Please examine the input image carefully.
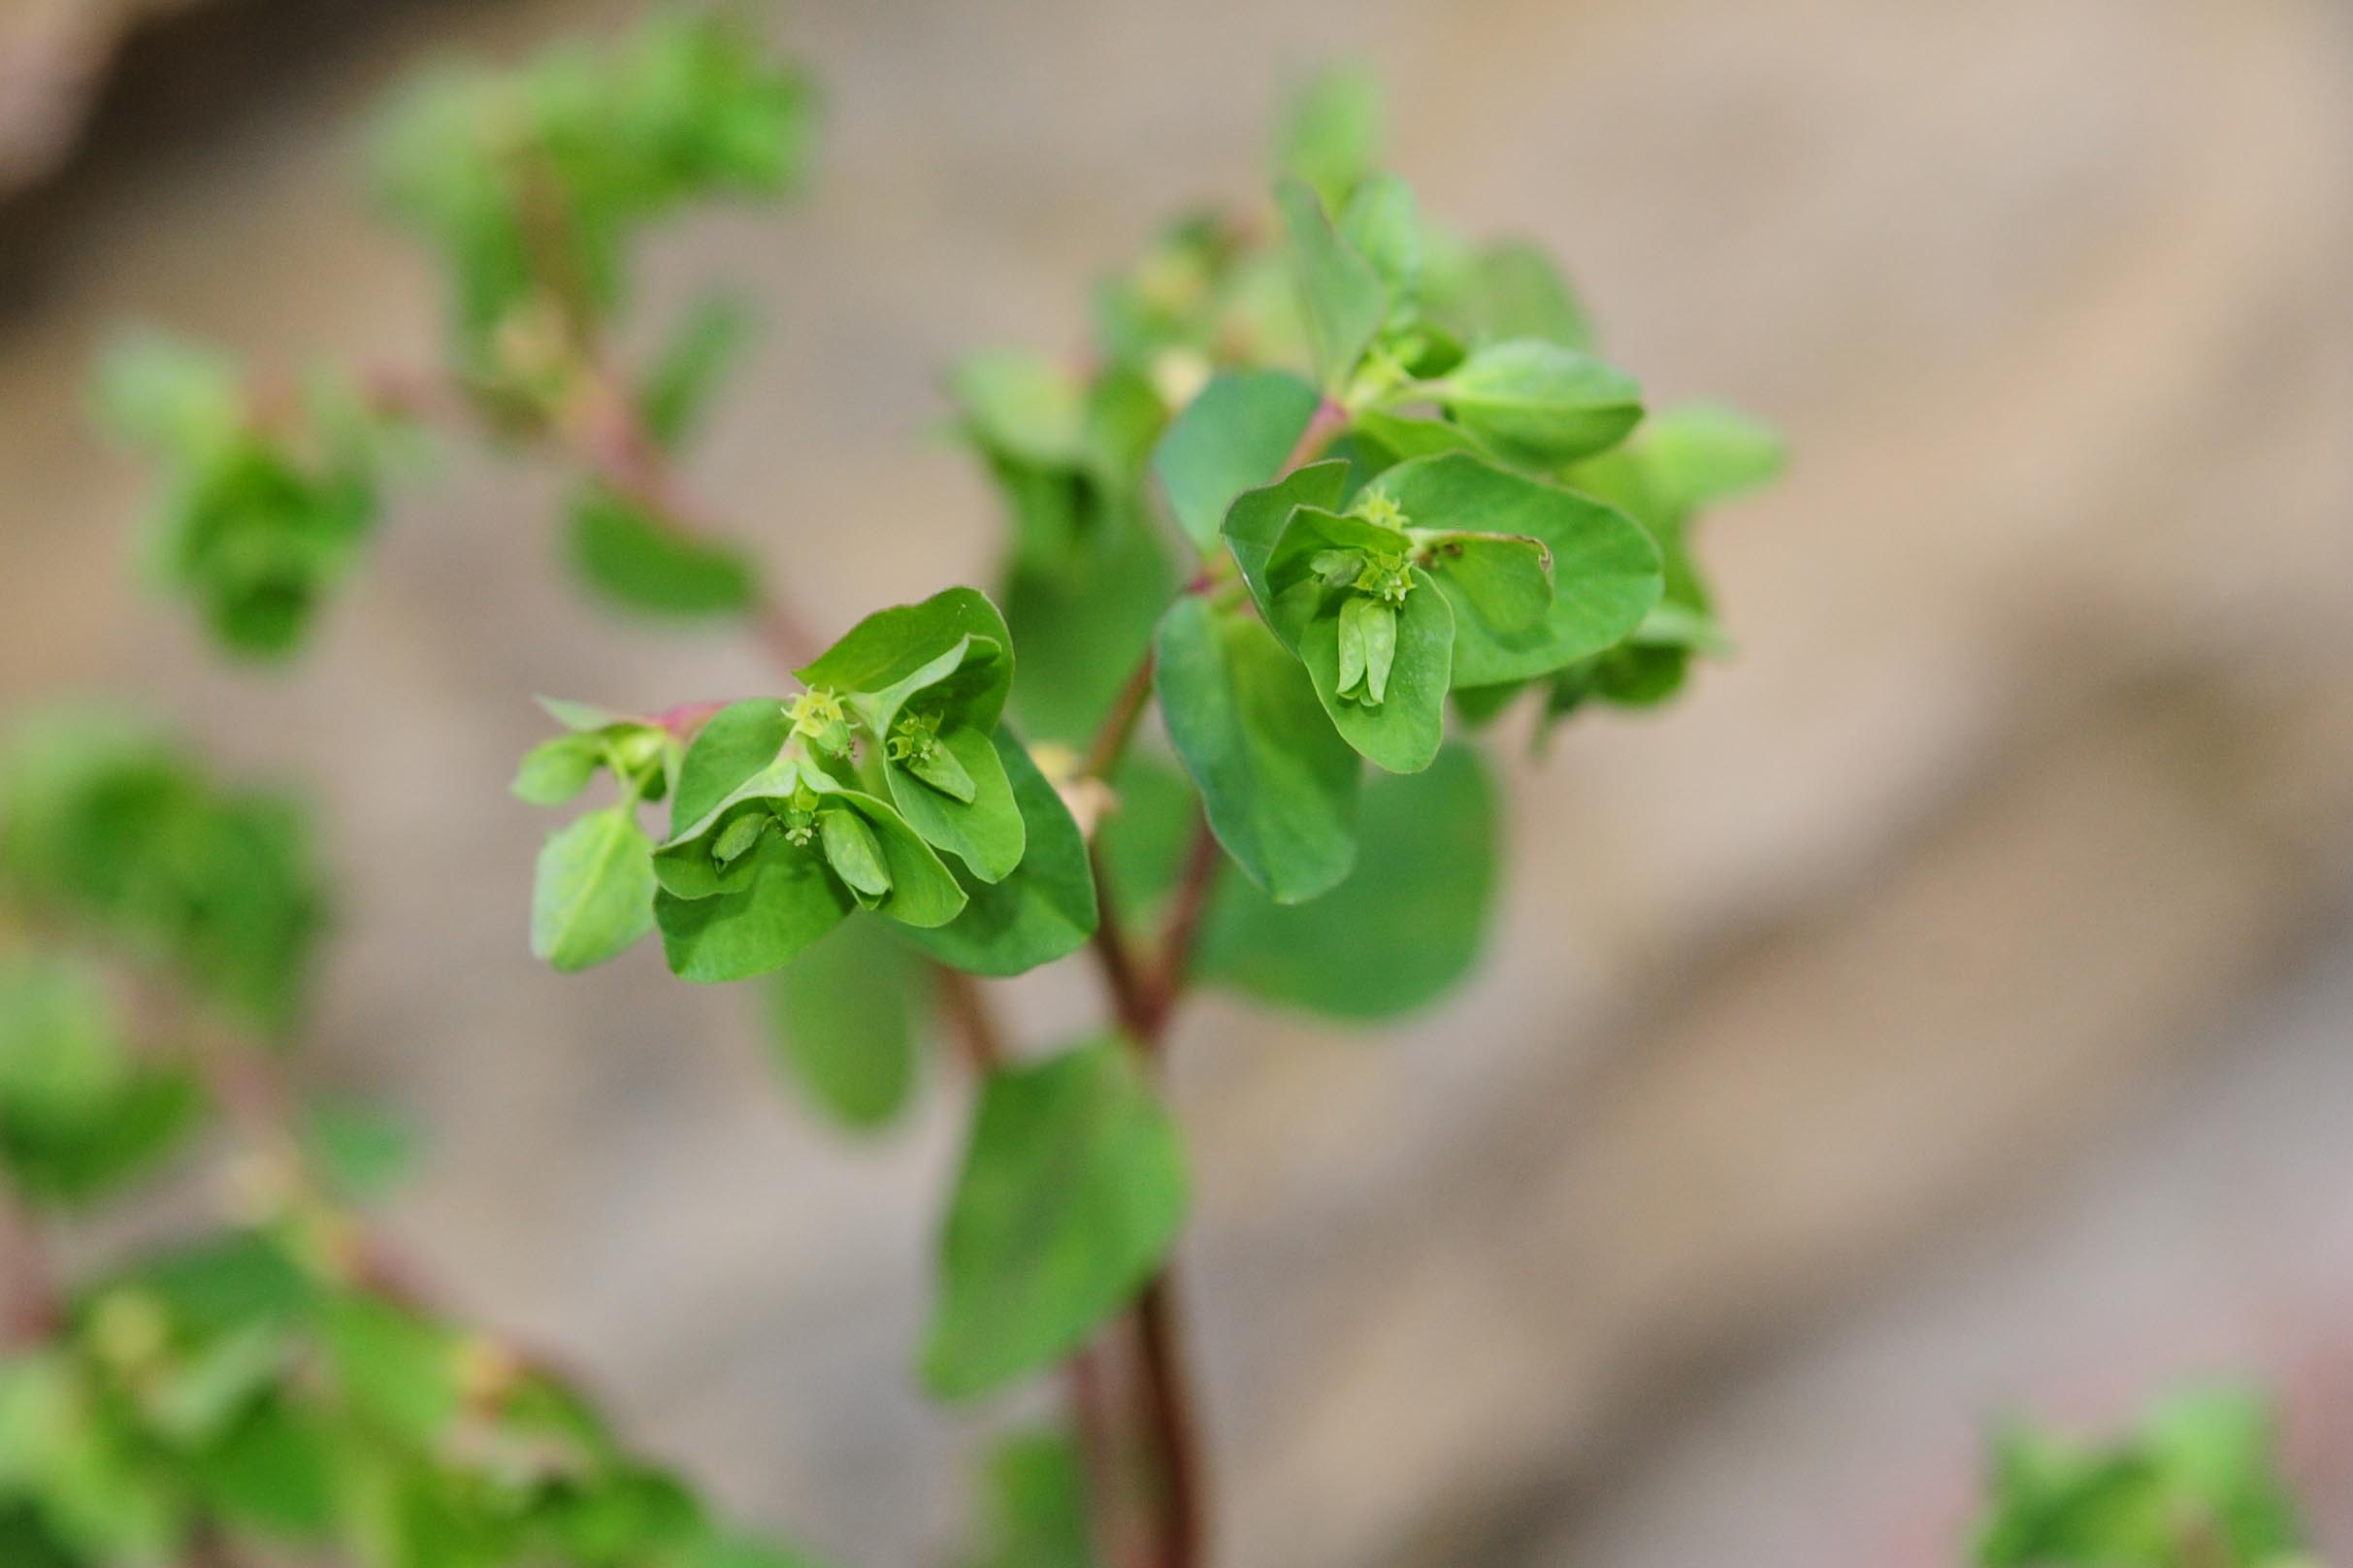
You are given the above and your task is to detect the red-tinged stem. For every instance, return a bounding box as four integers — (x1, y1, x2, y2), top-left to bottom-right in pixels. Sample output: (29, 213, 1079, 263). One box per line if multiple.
(0, 1191, 60, 1348)
(1279, 396, 1349, 475)
(1134, 1274, 1206, 1568)
(1084, 651, 1160, 784)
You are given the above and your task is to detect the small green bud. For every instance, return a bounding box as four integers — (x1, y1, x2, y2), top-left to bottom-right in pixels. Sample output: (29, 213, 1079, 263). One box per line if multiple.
(780, 783, 822, 847)
(787, 688, 854, 756)
(886, 708, 939, 763)
(819, 808, 893, 898)
(1353, 549, 1414, 606)
(1350, 490, 1410, 533)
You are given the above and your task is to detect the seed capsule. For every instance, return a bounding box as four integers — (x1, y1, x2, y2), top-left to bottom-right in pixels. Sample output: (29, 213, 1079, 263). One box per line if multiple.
(710, 808, 769, 869)
(819, 808, 894, 898)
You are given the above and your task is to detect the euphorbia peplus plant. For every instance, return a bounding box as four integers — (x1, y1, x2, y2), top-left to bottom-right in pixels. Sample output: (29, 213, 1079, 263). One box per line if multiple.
(48, 9, 2319, 1568)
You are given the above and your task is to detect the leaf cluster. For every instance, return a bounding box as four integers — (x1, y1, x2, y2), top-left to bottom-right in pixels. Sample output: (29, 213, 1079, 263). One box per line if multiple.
(0, 710, 327, 1036)
(93, 335, 401, 659)
(1975, 1388, 2312, 1568)
(0, 1228, 819, 1568)
(376, 12, 813, 377)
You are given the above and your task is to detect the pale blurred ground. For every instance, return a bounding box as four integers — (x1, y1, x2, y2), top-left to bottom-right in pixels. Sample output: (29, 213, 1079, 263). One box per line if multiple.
(2, 1, 2351, 1565)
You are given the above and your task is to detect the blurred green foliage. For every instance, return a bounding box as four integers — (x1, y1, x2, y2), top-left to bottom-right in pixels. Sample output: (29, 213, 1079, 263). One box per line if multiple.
(1977, 1388, 2313, 1568)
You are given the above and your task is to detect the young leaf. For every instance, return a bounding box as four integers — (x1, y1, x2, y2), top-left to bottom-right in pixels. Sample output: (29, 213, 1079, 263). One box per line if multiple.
(1152, 370, 1321, 548)
(1196, 743, 1498, 1020)
(1154, 597, 1359, 903)
(880, 713, 1026, 885)
(1272, 64, 1384, 212)
(889, 729, 1098, 977)
(1002, 520, 1177, 745)
(1428, 340, 1643, 468)
(511, 733, 606, 806)
(671, 700, 791, 828)
(1374, 453, 1661, 685)
(765, 918, 930, 1131)
(566, 485, 759, 620)
(1274, 179, 1388, 395)
(1639, 401, 1787, 515)
(531, 808, 657, 972)
(1337, 175, 1422, 304)
(921, 1038, 1187, 1401)
(1221, 459, 1351, 618)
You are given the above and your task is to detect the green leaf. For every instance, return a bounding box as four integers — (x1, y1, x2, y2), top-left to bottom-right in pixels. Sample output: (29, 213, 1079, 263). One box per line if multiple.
(921, 1038, 1187, 1401)
(1374, 453, 1662, 685)
(1441, 240, 1595, 352)
(657, 765, 965, 950)
(511, 733, 605, 806)
(189, 1400, 337, 1538)
(1197, 743, 1498, 1019)
(1152, 370, 1321, 548)
(1002, 521, 1177, 746)
(1429, 340, 1644, 468)
(890, 729, 1098, 977)
(951, 353, 1086, 469)
(0, 711, 327, 1035)
(320, 1293, 467, 1449)
(765, 919, 930, 1131)
(566, 485, 759, 620)
(1291, 562, 1453, 773)
(0, 958, 205, 1209)
(1974, 1387, 2311, 1568)
(1337, 175, 1422, 304)
(1272, 64, 1384, 211)
(656, 835, 852, 982)
(1347, 408, 1492, 465)
(1154, 597, 1358, 903)
(1425, 532, 1552, 632)
(671, 700, 790, 828)
(1639, 401, 1786, 515)
(299, 1097, 421, 1205)
(1275, 179, 1389, 394)
(961, 1430, 1095, 1568)
(531, 808, 657, 972)
(641, 294, 753, 448)
(797, 589, 1014, 735)
(883, 719, 1026, 885)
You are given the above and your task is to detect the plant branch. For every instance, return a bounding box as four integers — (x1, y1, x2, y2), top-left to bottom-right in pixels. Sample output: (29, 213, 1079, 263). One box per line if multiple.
(933, 965, 1007, 1075)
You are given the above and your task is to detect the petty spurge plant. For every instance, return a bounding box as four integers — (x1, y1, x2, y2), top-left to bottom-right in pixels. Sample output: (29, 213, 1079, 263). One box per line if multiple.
(2, 10, 2316, 1568)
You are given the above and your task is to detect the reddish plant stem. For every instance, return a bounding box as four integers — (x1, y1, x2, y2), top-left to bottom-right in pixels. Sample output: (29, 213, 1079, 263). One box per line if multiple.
(933, 965, 1007, 1074)
(0, 1190, 61, 1348)
(1072, 394, 1351, 1568)
(1133, 1276, 1206, 1568)
(1084, 651, 1159, 783)
(1279, 396, 1349, 475)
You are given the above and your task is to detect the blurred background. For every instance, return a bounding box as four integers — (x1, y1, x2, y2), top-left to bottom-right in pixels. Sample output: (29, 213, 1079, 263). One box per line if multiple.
(3, 0, 2351, 1564)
